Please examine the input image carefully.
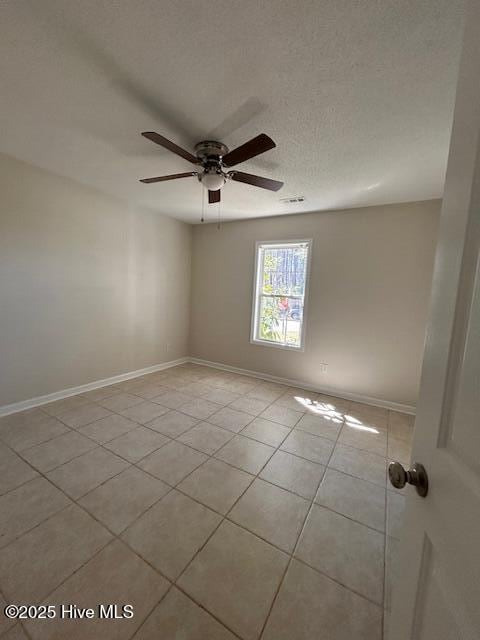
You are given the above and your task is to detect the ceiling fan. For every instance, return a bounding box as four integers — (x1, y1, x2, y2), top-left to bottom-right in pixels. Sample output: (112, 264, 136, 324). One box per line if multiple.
(139, 131, 283, 203)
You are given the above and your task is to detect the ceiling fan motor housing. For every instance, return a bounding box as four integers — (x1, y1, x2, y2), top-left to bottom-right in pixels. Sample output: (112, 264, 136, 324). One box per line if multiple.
(194, 141, 229, 163)
(139, 131, 283, 195)
(195, 141, 229, 190)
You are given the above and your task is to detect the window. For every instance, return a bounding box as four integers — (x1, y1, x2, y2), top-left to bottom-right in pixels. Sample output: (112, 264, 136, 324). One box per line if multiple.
(251, 240, 312, 350)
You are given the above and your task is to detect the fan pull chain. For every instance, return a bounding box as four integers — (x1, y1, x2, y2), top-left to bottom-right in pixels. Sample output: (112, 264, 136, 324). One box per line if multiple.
(217, 196, 222, 230)
(201, 185, 205, 223)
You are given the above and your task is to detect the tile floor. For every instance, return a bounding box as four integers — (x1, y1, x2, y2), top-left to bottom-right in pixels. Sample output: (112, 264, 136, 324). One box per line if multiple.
(0, 364, 412, 640)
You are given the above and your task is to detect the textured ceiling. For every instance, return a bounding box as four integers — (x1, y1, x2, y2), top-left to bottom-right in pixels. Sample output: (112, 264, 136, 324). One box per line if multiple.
(0, 0, 465, 223)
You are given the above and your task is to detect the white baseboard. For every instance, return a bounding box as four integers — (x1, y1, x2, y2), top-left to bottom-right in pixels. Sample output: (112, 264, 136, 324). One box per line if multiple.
(189, 357, 416, 414)
(0, 354, 415, 417)
(0, 357, 189, 417)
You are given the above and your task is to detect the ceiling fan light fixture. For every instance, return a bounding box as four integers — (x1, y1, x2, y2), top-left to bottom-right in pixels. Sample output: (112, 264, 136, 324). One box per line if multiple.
(140, 131, 283, 195)
(201, 170, 226, 191)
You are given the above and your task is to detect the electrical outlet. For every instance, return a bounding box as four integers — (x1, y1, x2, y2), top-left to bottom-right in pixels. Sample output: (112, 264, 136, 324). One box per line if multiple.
(319, 363, 328, 373)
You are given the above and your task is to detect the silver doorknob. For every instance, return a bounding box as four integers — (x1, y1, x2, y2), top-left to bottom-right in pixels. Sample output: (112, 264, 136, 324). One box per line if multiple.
(388, 461, 429, 497)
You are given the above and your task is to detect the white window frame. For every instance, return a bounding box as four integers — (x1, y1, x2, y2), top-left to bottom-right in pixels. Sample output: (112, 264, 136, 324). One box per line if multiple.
(250, 239, 312, 352)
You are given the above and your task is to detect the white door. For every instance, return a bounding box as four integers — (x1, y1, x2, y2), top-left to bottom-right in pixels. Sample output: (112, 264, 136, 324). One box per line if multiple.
(389, 2, 480, 639)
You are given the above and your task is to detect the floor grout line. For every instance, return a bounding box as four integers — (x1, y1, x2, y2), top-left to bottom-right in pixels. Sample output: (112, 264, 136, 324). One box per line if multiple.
(0, 365, 407, 639)
(257, 395, 348, 640)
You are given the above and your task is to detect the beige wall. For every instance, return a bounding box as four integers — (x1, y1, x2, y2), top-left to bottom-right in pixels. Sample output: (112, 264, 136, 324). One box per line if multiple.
(0, 153, 439, 409)
(0, 154, 191, 406)
(190, 201, 441, 407)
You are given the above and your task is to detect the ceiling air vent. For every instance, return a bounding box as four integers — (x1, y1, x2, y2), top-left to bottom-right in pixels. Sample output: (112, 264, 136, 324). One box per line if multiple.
(279, 195, 305, 204)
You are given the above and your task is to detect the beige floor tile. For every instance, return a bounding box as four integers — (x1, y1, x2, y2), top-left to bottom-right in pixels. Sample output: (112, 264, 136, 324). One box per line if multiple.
(163, 377, 194, 391)
(0, 451, 39, 495)
(80, 467, 169, 534)
(208, 407, 254, 433)
(386, 492, 405, 539)
(278, 386, 318, 400)
(58, 403, 113, 429)
(151, 390, 192, 409)
(281, 429, 334, 465)
(47, 447, 130, 499)
(26, 540, 169, 640)
(130, 382, 170, 399)
(2, 625, 29, 640)
(138, 441, 207, 485)
(384, 609, 390, 639)
(178, 458, 253, 514)
(339, 421, 388, 456)
(81, 386, 121, 402)
(79, 413, 138, 444)
(229, 396, 270, 416)
(329, 444, 386, 487)
(123, 490, 221, 580)
(179, 398, 222, 420)
(240, 418, 291, 447)
(315, 394, 352, 413)
(22, 431, 97, 472)
(281, 386, 319, 397)
(42, 395, 91, 417)
(223, 379, 257, 394)
(387, 436, 412, 465)
(263, 559, 382, 640)
(118, 379, 150, 393)
(104, 426, 170, 462)
(179, 382, 215, 397)
(389, 411, 414, 430)
(215, 435, 274, 475)
(0, 408, 53, 430)
(247, 384, 285, 402)
(347, 407, 388, 431)
(273, 395, 310, 412)
(202, 388, 241, 405)
(0, 592, 16, 636)
(296, 505, 384, 604)
(178, 521, 289, 640)
(0, 477, 70, 548)
(389, 416, 414, 444)
(385, 535, 400, 611)
(199, 375, 221, 387)
(178, 422, 234, 455)
(295, 412, 343, 440)
(134, 587, 236, 640)
(229, 479, 309, 553)
(315, 468, 386, 532)
(259, 405, 303, 428)
(119, 401, 169, 424)
(205, 372, 236, 386)
(99, 393, 144, 412)
(349, 402, 389, 421)
(260, 450, 325, 499)
(0, 504, 111, 603)
(146, 410, 198, 437)
(0, 414, 69, 451)
(0, 441, 13, 464)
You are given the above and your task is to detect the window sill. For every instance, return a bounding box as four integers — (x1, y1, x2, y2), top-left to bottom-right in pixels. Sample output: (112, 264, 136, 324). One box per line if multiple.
(250, 338, 305, 352)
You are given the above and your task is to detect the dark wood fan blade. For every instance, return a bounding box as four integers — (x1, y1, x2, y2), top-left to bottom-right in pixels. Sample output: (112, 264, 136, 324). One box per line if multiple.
(222, 133, 276, 167)
(208, 190, 221, 203)
(228, 171, 283, 192)
(140, 172, 197, 183)
(141, 131, 199, 164)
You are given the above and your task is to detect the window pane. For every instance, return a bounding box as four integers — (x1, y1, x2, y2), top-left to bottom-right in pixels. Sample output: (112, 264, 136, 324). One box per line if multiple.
(253, 241, 310, 350)
(257, 295, 302, 348)
(258, 296, 284, 343)
(261, 244, 308, 296)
